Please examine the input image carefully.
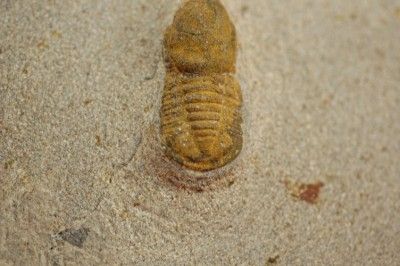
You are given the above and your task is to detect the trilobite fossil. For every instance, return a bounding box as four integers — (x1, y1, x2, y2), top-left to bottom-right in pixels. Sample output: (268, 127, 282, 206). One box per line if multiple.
(161, 0, 243, 171)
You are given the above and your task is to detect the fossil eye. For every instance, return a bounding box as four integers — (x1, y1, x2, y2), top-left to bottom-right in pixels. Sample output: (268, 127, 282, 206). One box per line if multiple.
(161, 0, 243, 172)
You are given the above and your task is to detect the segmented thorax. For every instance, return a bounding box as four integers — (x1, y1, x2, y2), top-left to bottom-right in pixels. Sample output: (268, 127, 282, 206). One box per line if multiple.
(161, 0, 242, 171)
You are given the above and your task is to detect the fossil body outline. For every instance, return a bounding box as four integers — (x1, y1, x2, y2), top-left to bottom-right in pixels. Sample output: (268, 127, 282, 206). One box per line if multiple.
(160, 0, 243, 172)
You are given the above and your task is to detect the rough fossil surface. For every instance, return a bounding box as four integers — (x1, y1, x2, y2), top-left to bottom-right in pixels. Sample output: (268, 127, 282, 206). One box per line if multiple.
(1, 0, 400, 265)
(161, 0, 243, 172)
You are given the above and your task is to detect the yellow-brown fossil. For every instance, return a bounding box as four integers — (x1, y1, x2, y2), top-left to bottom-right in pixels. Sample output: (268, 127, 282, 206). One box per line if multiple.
(161, 0, 242, 171)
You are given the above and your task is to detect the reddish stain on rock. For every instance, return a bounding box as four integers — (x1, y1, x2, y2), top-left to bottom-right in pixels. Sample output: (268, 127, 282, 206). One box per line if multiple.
(283, 179, 324, 204)
(299, 182, 324, 203)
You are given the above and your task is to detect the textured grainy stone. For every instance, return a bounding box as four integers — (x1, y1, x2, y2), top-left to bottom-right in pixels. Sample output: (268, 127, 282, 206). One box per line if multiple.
(1, 0, 400, 265)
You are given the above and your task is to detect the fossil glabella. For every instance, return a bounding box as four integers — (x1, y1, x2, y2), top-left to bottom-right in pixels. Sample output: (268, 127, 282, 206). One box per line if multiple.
(161, 0, 243, 171)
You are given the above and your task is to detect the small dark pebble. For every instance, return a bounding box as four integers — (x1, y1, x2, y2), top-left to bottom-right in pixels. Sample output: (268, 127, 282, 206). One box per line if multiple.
(58, 227, 90, 248)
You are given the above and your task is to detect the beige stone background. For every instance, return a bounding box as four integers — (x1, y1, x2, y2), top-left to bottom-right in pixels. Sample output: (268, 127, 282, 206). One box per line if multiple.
(1, 0, 400, 265)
